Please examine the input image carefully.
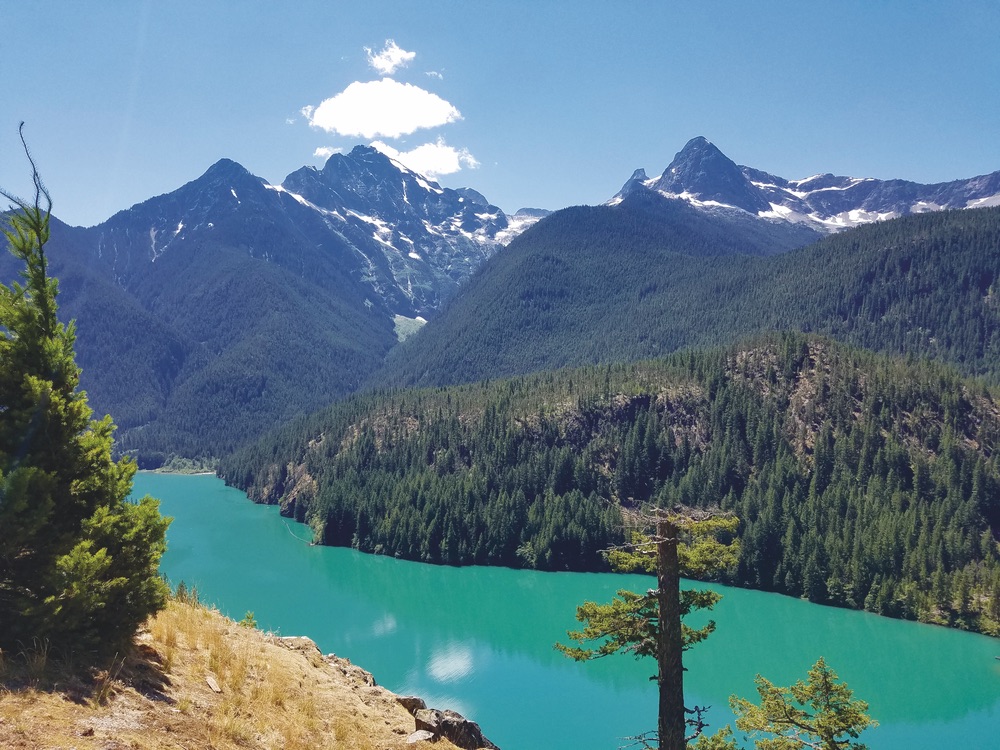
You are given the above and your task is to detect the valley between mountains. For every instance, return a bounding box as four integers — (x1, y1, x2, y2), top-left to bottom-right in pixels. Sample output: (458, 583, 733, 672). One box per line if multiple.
(5, 136, 1000, 634)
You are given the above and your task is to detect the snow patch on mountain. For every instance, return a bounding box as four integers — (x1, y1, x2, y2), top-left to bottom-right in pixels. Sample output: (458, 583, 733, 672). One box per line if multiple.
(968, 194, 1000, 209)
(656, 190, 739, 211)
(494, 208, 552, 244)
(265, 183, 346, 219)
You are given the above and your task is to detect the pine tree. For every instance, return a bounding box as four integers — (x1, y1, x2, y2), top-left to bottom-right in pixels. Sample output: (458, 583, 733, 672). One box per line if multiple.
(727, 657, 877, 749)
(557, 508, 740, 750)
(692, 658, 876, 750)
(0, 128, 170, 657)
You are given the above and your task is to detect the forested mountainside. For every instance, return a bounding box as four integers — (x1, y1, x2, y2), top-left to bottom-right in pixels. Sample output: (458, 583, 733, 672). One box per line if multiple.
(0, 213, 397, 466)
(374, 206, 1000, 390)
(7, 144, 996, 467)
(221, 334, 1000, 635)
(5, 148, 997, 468)
(0, 148, 513, 466)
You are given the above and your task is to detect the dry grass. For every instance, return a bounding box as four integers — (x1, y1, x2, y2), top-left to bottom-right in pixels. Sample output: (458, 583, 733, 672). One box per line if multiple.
(0, 600, 463, 750)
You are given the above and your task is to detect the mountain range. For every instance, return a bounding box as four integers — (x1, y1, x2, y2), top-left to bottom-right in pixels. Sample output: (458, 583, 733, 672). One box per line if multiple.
(374, 139, 1000, 392)
(375, 200, 1000, 390)
(10, 135, 999, 637)
(3, 137, 999, 465)
(1, 146, 544, 463)
(612, 136, 1000, 231)
(90, 145, 528, 320)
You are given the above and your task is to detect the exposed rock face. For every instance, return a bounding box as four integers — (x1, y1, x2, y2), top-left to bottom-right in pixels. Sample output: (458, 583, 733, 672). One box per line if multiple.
(414, 708, 500, 750)
(653, 136, 773, 214)
(274, 635, 326, 668)
(396, 695, 428, 714)
(281, 145, 510, 317)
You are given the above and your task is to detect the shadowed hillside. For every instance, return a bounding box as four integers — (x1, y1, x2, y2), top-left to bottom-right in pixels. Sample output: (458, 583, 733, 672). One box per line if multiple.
(375, 206, 1000, 390)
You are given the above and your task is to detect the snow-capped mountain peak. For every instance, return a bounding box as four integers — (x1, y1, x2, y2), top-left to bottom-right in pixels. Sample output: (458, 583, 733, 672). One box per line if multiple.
(651, 137, 773, 215)
(612, 138, 1000, 232)
(89, 147, 537, 319)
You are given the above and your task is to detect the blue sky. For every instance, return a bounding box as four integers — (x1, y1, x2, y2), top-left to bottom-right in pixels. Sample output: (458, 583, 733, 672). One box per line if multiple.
(3, 1, 999, 227)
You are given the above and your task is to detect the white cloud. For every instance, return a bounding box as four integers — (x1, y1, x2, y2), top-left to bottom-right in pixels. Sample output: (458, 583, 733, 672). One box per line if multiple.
(365, 39, 415, 75)
(371, 138, 479, 178)
(303, 78, 461, 139)
(426, 70, 444, 80)
(313, 146, 341, 159)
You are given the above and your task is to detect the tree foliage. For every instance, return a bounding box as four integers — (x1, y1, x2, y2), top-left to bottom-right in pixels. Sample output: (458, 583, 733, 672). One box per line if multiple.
(558, 511, 739, 750)
(0, 130, 170, 657)
(714, 657, 877, 750)
(224, 333, 1000, 634)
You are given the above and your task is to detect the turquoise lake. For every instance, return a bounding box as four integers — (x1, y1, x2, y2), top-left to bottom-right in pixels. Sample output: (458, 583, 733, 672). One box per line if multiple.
(135, 473, 1000, 749)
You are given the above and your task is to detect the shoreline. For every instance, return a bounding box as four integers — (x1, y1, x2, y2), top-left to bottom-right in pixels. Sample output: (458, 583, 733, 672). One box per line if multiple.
(137, 469, 216, 476)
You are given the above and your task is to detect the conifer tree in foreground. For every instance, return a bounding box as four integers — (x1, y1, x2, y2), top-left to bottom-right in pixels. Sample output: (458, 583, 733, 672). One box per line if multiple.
(558, 508, 740, 750)
(559, 507, 876, 750)
(696, 658, 877, 750)
(0, 126, 170, 657)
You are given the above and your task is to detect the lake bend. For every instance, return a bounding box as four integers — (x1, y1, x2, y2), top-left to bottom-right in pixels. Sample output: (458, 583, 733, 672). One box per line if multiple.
(136, 473, 1000, 750)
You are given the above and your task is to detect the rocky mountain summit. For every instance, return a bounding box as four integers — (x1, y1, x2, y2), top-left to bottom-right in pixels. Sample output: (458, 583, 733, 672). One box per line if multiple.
(278, 146, 512, 316)
(89, 146, 522, 319)
(613, 136, 1000, 231)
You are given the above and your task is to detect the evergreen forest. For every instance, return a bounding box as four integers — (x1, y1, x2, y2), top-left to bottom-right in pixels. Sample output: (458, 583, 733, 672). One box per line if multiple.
(376, 204, 1000, 389)
(221, 333, 1000, 635)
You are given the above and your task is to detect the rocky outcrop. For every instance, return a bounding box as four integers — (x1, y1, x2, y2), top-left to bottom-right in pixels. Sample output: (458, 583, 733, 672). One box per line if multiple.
(277, 636, 499, 749)
(274, 635, 327, 668)
(411, 708, 500, 750)
(396, 695, 428, 714)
